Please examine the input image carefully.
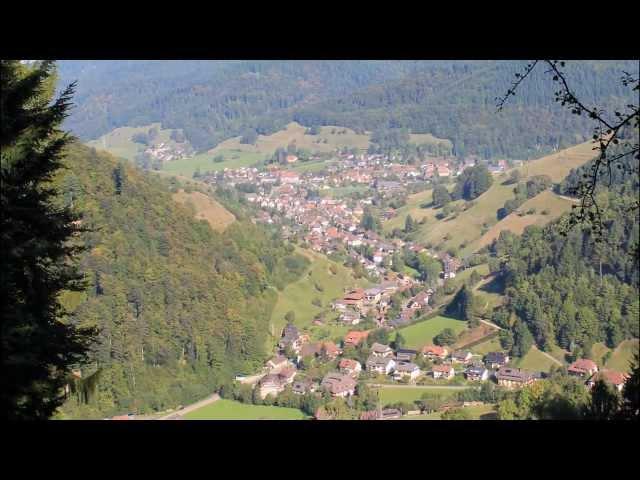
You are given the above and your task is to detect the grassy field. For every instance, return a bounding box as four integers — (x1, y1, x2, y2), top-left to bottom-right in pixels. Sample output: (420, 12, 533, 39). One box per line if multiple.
(591, 339, 639, 373)
(269, 248, 371, 349)
(515, 140, 596, 182)
(470, 336, 503, 355)
(374, 386, 465, 405)
(383, 189, 436, 233)
(172, 189, 235, 232)
(472, 274, 504, 315)
(409, 133, 453, 151)
(184, 399, 307, 420)
(396, 315, 468, 350)
(386, 141, 596, 255)
(471, 191, 577, 252)
(162, 149, 266, 178)
(208, 122, 371, 156)
(400, 403, 497, 420)
(87, 123, 179, 162)
(419, 178, 515, 255)
(513, 346, 560, 372)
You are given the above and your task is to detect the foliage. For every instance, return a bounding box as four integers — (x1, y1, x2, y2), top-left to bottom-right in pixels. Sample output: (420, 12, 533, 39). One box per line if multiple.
(52, 144, 305, 418)
(1, 60, 96, 420)
(452, 165, 493, 201)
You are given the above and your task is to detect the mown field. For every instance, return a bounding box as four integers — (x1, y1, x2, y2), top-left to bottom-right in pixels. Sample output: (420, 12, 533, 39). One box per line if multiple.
(86, 123, 179, 162)
(399, 403, 497, 420)
(470, 336, 503, 355)
(385, 141, 596, 255)
(162, 149, 266, 177)
(374, 386, 466, 405)
(590, 339, 639, 373)
(396, 315, 468, 350)
(513, 346, 561, 372)
(471, 190, 577, 252)
(172, 189, 235, 232)
(208, 122, 370, 156)
(184, 399, 307, 420)
(383, 189, 436, 233)
(269, 248, 371, 349)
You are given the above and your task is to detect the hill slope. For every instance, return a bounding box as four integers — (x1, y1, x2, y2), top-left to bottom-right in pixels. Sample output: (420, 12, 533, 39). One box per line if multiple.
(54, 143, 305, 418)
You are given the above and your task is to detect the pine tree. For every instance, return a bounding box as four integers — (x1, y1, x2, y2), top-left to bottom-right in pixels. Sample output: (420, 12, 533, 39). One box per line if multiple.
(1, 60, 95, 419)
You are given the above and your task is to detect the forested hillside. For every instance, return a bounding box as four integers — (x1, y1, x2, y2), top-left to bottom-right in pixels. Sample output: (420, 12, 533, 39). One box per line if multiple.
(58, 61, 638, 160)
(489, 143, 639, 360)
(57, 61, 433, 151)
(294, 61, 638, 159)
(54, 143, 307, 418)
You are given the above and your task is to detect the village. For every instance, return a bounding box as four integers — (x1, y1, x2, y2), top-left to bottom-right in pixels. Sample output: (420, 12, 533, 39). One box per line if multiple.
(125, 146, 631, 422)
(231, 319, 629, 420)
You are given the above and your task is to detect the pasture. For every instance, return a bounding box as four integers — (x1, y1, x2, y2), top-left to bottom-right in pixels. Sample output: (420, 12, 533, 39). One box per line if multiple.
(396, 315, 468, 350)
(172, 189, 235, 232)
(184, 399, 306, 420)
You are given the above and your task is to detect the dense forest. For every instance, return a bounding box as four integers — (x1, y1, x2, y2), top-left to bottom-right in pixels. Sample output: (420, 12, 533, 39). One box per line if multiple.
(56, 61, 434, 152)
(488, 143, 639, 359)
(54, 143, 307, 418)
(57, 61, 638, 160)
(294, 61, 638, 159)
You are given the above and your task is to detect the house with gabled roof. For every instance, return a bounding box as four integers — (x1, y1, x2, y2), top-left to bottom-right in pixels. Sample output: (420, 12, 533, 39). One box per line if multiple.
(344, 330, 370, 347)
(496, 367, 535, 389)
(366, 355, 396, 375)
(432, 364, 455, 380)
(321, 372, 357, 397)
(568, 358, 598, 378)
(422, 344, 449, 360)
(484, 351, 510, 369)
(339, 358, 362, 377)
(586, 369, 628, 392)
(393, 361, 421, 381)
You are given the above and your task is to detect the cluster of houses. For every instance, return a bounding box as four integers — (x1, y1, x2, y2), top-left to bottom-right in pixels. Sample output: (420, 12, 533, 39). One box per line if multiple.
(143, 142, 192, 163)
(331, 276, 433, 328)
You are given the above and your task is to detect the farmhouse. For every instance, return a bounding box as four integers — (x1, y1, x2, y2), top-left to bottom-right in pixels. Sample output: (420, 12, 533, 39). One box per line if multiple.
(395, 348, 418, 362)
(393, 361, 421, 381)
(279, 323, 303, 353)
(366, 356, 396, 375)
(567, 359, 599, 378)
(484, 352, 510, 369)
(422, 344, 449, 360)
(339, 358, 362, 377)
(258, 374, 287, 399)
(495, 367, 535, 389)
(370, 342, 394, 358)
(344, 330, 370, 347)
(464, 364, 489, 382)
(292, 378, 316, 395)
(586, 369, 628, 392)
(266, 354, 290, 372)
(451, 350, 473, 364)
(432, 364, 455, 380)
(321, 372, 357, 397)
(340, 309, 361, 325)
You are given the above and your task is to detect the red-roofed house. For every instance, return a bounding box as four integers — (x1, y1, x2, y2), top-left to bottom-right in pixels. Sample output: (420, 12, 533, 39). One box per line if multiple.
(432, 364, 455, 380)
(568, 358, 599, 378)
(587, 369, 629, 392)
(339, 358, 362, 377)
(344, 330, 370, 347)
(422, 345, 449, 360)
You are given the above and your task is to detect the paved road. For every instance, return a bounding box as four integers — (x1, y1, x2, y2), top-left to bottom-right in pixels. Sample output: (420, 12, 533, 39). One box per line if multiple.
(366, 383, 474, 390)
(158, 393, 220, 420)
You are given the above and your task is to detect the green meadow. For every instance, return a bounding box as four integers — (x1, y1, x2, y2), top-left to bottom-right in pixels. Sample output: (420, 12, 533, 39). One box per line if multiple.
(184, 399, 306, 420)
